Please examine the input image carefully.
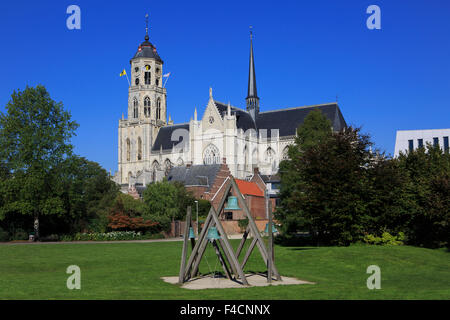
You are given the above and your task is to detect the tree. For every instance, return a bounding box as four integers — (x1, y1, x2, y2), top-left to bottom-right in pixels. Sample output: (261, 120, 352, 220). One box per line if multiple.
(142, 180, 195, 220)
(276, 109, 334, 235)
(276, 109, 376, 245)
(51, 156, 119, 234)
(0, 85, 78, 239)
(396, 144, 450, 248)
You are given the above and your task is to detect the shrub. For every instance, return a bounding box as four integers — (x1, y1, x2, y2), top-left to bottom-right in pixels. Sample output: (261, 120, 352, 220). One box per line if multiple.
(363, 232, 405, 246)
(73, 231, 146, 241)
(12, 228, 28, 241)
(40, 234, 59, 242)
(238, 217, 249, 233)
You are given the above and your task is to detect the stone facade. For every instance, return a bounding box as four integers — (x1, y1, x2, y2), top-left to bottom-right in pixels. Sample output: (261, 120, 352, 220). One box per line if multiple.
(113, 27, 347, 192)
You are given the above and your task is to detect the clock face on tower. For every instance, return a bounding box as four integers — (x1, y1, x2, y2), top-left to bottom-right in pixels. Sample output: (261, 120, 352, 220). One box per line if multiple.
(209, 116, 214, 124)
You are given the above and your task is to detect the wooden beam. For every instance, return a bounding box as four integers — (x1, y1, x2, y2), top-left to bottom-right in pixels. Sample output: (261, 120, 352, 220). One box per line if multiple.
(190, 219, 213, 278)
(178, 206, 192, 283)
(184, 209, 213, 280)
(212, 240, 232, 279)
(241, 236, 257, 270)
(268, 200, 273, 283)
(210, 206, 249, 285)
(235, 225, 250, 259)
(230, 177, 281, 280)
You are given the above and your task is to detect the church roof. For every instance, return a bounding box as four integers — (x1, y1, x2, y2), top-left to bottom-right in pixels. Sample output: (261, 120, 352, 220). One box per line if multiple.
(152, 123, 189, 151)
(256, 103, 347, 137)
(214, 101, 346, 137)
(132, 40, 163, 63)
(167, 164, 221, 190)
(214, 101, 257, 132)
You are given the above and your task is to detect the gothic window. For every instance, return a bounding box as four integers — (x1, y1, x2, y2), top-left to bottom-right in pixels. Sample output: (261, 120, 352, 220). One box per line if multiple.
(137, 137, 142, 160)
(152, 160, 160, 182)
(144, 96, 151, 118)
(252, 149, 258, 165)
(156, 78, 160, 86)
(144, 66, 151, 85)
(265, 147, 275, 163)
(282, 146, 289, 160)
(176, 157, 184, 166)
(133, 98, 138, 118)
(126, 138, 131, 161)
(203, 144, 220, 165)
(164, 159, 172, 176)
(135, 77, 139, 85)
(244, 146, 248, 170)
(156, 98, 161, 120)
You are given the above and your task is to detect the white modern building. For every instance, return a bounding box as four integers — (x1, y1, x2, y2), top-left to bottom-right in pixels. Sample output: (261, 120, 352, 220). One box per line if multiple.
(394, 129, 450, 157)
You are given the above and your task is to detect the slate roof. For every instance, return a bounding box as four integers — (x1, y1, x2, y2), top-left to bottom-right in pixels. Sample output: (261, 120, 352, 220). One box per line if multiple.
(256, 103, 347, 138)
(259, 174, 281, 183)
(167, 164, 222, 190)
(151, 123, 189, 151)
(152, 103, 346, 151)
(214, 101, 257, 132)
(132, 40, 163, 63)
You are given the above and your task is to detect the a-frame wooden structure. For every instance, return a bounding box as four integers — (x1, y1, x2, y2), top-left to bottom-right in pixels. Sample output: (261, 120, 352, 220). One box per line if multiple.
(178, 176, 281, 285)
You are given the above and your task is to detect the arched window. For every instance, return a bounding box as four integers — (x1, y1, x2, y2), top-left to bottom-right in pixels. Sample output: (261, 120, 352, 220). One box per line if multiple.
(176, 157, 184, 166)
(252, 149, 258, 166)
(265, 147, 275, 163)
(126, 138, 131, 161)
(156, 98, 161, 120)
(144, 96, 151, 118)
(203, 144, 220, 165)
(244, 146, 248, 170)
(133, 98, 138, 118)
(152, 160, 160, 182)
(144, 65, 151, 85)
(282, 146, 289, 160)
(137, 137, 142, 160)
(164, 159, 172, 176)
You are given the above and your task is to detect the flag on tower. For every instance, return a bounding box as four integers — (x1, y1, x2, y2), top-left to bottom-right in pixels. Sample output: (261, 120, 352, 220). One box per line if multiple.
(119, 69, 126, 77)
(163, 72, 171, 77)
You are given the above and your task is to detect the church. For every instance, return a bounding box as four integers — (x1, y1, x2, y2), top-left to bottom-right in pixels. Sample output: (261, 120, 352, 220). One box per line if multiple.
(113, 23, 347, 194)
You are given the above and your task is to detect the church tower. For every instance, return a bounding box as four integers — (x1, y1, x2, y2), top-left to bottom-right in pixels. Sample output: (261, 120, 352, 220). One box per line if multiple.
(246, 29, 259, 121)
(128, 14, 167, 127)
(117, 14, 167, 186)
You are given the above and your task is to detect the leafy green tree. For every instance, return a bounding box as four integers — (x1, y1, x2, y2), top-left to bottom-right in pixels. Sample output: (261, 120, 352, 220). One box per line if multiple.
(51, 156, 119, 234)
(276, 109, 333, 235)
(396, 144, 450, 248)
(0, 85, 78, 239)
(142, 180, 195, 220)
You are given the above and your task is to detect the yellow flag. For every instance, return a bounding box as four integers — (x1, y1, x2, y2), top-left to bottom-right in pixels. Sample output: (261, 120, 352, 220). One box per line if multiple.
(119, 69, 126, 77)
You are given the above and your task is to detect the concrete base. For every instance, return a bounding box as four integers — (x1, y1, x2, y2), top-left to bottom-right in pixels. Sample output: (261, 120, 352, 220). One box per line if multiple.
(162, 273, 315, 290)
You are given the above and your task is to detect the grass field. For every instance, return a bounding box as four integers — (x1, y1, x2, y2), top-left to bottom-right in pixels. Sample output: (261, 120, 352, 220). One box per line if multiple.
(0, 240, 448, 299)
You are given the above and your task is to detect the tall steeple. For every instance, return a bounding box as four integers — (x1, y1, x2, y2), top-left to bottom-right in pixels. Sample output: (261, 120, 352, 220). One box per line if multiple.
(246, 27, 259, 120)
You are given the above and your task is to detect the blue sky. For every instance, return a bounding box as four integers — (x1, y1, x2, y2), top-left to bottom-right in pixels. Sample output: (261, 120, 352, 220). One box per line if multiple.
(0, 0, 449, 173)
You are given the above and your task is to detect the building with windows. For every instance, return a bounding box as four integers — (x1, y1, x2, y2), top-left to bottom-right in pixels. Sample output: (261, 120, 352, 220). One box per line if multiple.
(394, 129, 450, 157)
(113, 23, 347, 192)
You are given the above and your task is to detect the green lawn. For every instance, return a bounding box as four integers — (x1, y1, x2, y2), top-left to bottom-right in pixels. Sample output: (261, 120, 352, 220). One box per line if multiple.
(0, 240, 448, 299)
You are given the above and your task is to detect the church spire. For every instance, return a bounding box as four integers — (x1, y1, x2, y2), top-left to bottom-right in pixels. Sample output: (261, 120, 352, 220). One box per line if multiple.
(145, 13, 149, 41)
(246, 26, 259, 120)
